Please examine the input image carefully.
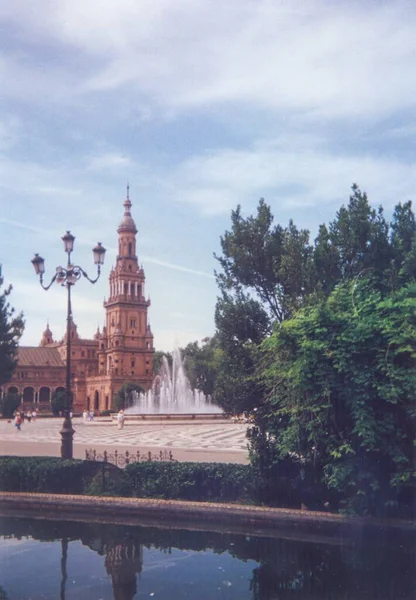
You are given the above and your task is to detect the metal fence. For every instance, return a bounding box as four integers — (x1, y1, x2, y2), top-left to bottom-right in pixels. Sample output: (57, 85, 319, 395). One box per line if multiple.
(85, 448, 175, 468)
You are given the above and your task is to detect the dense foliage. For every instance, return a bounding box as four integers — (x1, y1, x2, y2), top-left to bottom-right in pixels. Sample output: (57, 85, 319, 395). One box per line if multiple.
(125, 461, 252, 502)
(180, 336, 221, 396)
(0, 277, 24, 388)
(214, 186, 416, 515)
(113, 382, 144, 411)
(257, 280, 415, 515)
(0, 457, 87, 494)
(0, 456, 318, 508)
(51, 389, 67, 416)
(214, 187, 416, 414)
(0, 392, 21, 418)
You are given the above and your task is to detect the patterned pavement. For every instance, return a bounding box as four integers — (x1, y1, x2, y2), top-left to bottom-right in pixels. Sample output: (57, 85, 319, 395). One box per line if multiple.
(0, 417, 249, 452)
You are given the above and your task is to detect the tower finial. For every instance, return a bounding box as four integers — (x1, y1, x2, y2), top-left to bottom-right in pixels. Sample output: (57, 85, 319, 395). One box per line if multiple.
(126, 181, 130, 200)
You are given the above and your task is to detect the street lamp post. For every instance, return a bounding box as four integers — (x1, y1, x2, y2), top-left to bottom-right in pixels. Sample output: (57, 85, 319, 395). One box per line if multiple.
(31, 232, 106, 459)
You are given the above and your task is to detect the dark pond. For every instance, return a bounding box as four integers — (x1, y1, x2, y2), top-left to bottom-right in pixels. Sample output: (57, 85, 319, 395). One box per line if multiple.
(0, 516, 414, 599)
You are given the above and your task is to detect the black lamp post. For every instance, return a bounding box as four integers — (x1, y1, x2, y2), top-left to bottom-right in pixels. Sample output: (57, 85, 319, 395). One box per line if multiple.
(31, 232, 106, 459)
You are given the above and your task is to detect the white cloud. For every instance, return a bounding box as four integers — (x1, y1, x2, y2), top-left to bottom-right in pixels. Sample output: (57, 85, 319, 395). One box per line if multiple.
(167, 139, 416, 215)
(87, 152, 132, 171)
(2, 1, 416, 119)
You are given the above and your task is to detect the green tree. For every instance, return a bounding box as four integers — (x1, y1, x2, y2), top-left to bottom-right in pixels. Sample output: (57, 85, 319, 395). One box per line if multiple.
(214, 294, 268, 413)
(0, 275, 24, 387)
(327, 184, 391, 282)
(214, 200, 314, 414)
(153, 350, 172, 375)
(258, 278, 416, 515)
(0, 392, 21, 418)
(214, 187, 415, 418)
(113, 382, 144, 411)
(181, 337, 222, 396)
(215, 199, 314, 324)
(389, 200, 416, 285)
(51, 389, 67, 416)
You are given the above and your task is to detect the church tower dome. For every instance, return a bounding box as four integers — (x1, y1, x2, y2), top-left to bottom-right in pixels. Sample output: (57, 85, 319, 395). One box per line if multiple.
(117, 184, 137, 234)
(40, 321, 54, 346)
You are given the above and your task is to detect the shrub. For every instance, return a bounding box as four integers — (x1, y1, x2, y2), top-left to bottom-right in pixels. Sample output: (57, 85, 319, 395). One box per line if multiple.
(124, 462, 253, 503)
(99, 410, 112, 417)
(0, 456, 343, 511)
(0, 457, 87, 494)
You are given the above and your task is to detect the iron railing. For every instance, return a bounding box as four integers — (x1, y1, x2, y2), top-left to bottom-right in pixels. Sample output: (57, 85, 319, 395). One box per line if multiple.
(85, 448, 175, 467)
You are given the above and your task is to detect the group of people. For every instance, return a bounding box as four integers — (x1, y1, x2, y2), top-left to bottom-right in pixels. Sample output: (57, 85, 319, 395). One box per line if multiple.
(14, 408, 38, 431)
(81, 408, 125, 429)
(82, 410, 96, 422)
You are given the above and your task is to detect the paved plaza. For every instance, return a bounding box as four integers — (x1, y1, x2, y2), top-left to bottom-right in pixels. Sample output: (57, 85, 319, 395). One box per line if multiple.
(0, 417, 250, 463)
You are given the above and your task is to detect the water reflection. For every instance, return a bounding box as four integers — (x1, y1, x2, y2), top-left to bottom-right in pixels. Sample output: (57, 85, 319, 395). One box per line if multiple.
(0, 517, 414, 599)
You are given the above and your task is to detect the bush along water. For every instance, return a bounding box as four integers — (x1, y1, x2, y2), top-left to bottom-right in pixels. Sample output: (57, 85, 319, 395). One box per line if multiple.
(0, 456, 333, 510)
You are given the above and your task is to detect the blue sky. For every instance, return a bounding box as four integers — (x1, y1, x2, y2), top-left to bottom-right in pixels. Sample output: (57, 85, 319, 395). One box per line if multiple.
(1, 0, 415, 351)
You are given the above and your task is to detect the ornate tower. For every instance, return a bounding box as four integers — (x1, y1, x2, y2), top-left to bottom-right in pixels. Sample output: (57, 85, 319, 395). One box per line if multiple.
(39, 322, 54, 346)
(103, 188, 154, 389)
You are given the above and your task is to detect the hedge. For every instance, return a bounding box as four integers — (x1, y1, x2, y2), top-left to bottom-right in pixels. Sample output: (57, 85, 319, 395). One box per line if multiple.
(0, 457, 253, 502)
(124, 462, 253, 503)
(0, 456, 320, 508)
(0, 457, 87, 494)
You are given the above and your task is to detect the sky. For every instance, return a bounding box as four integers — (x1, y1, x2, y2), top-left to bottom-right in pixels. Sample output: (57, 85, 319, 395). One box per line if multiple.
(0, 0, 415, 351)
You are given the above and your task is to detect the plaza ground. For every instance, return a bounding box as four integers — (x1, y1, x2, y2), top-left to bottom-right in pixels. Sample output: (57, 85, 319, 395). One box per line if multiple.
(0, 416, 249, 464)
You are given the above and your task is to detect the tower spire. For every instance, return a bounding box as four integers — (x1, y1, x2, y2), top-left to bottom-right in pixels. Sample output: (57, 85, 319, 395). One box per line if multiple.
(126, 181, 130, 200)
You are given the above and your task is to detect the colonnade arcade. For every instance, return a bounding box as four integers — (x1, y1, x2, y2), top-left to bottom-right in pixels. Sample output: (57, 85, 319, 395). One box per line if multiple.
(0, 385, 65, 405)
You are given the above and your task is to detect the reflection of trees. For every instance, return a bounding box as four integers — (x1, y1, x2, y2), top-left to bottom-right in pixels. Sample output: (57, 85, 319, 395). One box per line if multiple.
(0, 518, 414, 600)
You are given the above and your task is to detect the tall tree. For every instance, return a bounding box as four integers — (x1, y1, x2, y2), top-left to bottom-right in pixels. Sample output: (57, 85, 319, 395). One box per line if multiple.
(328, 184, 391, 281)
(0, 275, 24, 387)
(214, 200, 314, 414)
(215, 199, 314, 324)
(390, 200, 416, 284)
(258, 279, 416, 515)
(180, 337, 221, 397)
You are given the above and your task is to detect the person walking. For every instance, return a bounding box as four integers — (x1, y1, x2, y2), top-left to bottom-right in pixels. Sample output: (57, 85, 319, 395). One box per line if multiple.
(14, 413, 22, 431)
(117, 410, 125, 430)
(32, 409, 37, 422)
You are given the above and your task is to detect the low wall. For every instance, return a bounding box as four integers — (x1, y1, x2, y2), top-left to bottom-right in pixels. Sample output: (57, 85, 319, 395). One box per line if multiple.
(0, 492, 414, 545)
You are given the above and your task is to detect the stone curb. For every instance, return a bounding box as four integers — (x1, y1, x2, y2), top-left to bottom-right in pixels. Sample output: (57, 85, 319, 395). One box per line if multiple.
(1, 492, 414, 538)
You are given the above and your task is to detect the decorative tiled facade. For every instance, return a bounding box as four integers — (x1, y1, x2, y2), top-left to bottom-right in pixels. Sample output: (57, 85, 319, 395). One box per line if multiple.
(3, 192, 154, 412)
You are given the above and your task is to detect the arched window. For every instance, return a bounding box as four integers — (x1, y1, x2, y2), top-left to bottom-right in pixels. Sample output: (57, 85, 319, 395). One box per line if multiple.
(128, 242, 132, 255)
(23, 387, 35, 404)
(39, 387, 51, 403)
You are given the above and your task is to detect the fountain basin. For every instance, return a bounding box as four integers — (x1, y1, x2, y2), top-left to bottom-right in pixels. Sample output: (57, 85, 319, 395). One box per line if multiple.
(112, 413, 230, 422)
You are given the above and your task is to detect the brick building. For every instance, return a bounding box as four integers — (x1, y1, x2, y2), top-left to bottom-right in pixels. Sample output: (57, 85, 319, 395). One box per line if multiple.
(2, 192, 155, 412)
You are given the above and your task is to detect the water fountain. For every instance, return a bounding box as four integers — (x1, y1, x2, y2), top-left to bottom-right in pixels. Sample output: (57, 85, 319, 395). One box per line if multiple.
(124, 348, 223, 416)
